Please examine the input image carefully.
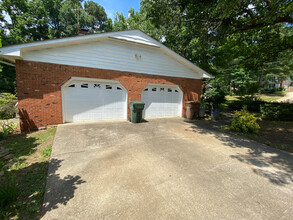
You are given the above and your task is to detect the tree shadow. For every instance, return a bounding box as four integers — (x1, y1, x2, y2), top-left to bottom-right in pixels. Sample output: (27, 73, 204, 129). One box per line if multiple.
(19, 109, 38, 132)
(0, 158, 86, 219)
(184, 118, 293, 186)
(41, 158, 86, 217)
(0, 134, 39, 170)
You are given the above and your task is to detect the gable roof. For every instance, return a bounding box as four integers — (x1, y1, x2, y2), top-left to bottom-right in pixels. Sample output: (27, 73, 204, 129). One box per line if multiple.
(0, 29, 213, 79)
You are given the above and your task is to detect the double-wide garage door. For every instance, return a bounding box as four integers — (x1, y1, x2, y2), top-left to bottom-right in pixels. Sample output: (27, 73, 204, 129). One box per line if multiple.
(62, 78, 183, 123)
(62, 78, 127, 123)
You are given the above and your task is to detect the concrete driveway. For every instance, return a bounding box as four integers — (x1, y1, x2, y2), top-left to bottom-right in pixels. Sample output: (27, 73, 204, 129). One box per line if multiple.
(277, 92, 293, 103)
(42, 118, 293, 219)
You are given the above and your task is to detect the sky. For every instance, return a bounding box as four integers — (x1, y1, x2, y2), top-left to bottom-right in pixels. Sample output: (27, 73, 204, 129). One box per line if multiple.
(2, 0, 141, 30)
(94, 0, 141, 20)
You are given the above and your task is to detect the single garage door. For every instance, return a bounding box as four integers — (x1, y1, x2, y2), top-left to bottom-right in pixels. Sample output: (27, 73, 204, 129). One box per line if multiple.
(141, 84, 183, 118)
(62, 78, 127, 123)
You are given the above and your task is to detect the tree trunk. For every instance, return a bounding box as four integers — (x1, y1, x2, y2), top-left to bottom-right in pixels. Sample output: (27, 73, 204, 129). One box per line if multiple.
(258, 66, 264, 88)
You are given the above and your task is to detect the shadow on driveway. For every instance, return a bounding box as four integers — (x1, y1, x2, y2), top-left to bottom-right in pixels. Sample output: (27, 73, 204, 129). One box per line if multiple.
(42, 158, 86, 217)
(184, 119, 293, 186)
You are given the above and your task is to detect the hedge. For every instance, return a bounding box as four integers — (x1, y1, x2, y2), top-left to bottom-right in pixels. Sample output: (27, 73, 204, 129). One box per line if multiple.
(260, 102, 293, 121)
(228, 96, 265, 112)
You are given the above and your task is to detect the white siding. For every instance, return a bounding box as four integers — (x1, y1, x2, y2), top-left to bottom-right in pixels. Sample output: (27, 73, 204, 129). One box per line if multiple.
(23, 39, 202, 79)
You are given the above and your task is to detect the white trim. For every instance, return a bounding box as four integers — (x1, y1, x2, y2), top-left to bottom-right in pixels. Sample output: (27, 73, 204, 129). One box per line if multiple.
(61, 77, 128, 123)
(108, 36, 160, 48)
(61, 77, 124, 88)
(147, 83, 182, 89)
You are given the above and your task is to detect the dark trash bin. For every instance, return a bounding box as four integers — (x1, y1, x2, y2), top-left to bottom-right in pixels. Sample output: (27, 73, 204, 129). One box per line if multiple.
(130, 101, 145, 123)
(211, 108, 220, 120)
(185, 101, 200, 120)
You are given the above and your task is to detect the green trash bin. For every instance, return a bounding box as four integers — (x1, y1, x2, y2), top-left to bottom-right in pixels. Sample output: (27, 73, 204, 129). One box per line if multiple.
(130, 101, 145, 123)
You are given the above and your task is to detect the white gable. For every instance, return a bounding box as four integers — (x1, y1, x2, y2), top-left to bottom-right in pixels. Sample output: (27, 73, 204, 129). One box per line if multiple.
(0, 30, 213, 79)
(24, 39, 202, 79)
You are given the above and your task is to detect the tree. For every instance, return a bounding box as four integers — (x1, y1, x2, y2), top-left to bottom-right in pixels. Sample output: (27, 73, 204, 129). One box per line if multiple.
(113, 12, 128, 31)
(84, 1, 107, 31)
(58, 0, 108, 37)
(262, 49, 293, 86)
(0, 0, 50, 45)
(141, 0, 292, 66)
(0, 65, 16, 94)
(112, 8, 163, 41)
(140, 0, 293, 94)
(0, 0, 109, 94)
(0, 0, 109, 44)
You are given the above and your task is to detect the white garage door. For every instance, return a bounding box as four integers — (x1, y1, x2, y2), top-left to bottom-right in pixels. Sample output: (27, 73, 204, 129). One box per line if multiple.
(141, 84, 182, 118)
(62, 78, 127, 123)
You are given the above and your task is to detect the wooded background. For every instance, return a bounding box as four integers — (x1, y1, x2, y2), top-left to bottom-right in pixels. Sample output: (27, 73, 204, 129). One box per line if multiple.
(0, 0, 292, 95)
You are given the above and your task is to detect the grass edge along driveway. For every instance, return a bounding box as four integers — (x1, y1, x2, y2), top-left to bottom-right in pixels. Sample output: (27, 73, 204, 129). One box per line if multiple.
(0, 127, 56, 220)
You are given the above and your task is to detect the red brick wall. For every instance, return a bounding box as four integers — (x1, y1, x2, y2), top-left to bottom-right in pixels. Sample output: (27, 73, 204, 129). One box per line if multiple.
(16, 60, 202, 132)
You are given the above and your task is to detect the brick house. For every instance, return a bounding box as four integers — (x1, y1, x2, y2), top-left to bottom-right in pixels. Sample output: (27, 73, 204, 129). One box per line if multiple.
(0, 30, 212, 132)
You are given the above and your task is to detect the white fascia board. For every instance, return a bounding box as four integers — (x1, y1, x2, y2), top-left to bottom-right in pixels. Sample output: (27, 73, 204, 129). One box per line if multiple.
(0, 55, 21, 63)
(0, 30, 142, 54)
(109, 30, 160, 47)
(108, 36, 160, 48)
(0, 48, 21, 57)
(203, 72, 214, 79)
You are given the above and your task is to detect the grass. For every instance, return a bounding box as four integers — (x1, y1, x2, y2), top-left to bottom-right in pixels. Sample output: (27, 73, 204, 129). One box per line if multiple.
(226, 91, 292, 102)
(0, 127, 56, 219)
(195, 112, 293, 153)
(225, 95, 240, 101)
(257, 91, 286, 102)
(239, 120, 293, 153)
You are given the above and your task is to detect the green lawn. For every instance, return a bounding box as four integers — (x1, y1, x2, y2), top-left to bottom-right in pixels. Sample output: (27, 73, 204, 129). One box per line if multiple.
(0, 127, 56, 219)
(225, 95, 240, 101)
(257, 91, 286, 102)
(226, 91, 292, 102)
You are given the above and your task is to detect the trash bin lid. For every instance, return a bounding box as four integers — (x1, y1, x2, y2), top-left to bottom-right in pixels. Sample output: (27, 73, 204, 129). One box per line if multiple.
(130, 101, 145, 110)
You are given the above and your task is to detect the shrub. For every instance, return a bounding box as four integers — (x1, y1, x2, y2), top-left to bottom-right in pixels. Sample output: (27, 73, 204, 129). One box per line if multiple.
(230, 107, 260, 134)
(228, 96, 265, 112)
(260, 103, 293, 121)
(203, 88, 226, 109)
(0, 93, 17, 119)
(0, 121, 17, 135)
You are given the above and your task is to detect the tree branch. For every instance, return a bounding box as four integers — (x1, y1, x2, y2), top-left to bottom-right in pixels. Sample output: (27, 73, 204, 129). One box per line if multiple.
(229, 15, 293, 34)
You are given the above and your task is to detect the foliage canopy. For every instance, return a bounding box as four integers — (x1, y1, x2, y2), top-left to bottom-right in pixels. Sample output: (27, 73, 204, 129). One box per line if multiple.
(0, 0, 292, 95)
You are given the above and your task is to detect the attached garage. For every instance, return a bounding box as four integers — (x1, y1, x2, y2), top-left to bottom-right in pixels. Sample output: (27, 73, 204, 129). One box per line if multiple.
(62, 77, 127, 123)
(142, 84, 183, 118)
(0, 29, 213, 131)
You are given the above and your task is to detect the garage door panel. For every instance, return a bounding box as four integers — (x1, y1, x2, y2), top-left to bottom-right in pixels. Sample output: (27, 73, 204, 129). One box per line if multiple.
(62, 79, 127, 123)
(141, 85, 182, 118)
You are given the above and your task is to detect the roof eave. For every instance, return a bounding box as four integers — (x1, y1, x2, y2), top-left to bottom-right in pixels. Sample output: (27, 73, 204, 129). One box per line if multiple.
(0, 29, 214, 79)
